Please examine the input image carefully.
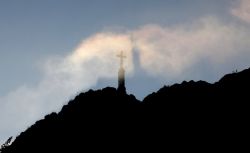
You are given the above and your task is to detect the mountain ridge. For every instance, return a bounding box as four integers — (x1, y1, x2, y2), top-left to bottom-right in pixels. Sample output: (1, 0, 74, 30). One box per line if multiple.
(2, 67, 250, 152)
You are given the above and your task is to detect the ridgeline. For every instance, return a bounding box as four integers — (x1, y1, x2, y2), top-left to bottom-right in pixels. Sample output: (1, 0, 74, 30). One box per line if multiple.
(2, 68, 250, 152)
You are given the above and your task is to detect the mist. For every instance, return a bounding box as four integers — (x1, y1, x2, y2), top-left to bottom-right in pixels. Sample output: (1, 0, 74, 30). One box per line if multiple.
(1, 0, 250, 144)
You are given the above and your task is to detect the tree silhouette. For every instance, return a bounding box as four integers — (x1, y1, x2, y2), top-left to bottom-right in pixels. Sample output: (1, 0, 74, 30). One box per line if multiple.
(0, 137, 12, 152)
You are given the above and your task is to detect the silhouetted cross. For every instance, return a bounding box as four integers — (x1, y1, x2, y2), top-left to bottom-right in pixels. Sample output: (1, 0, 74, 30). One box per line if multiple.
(117, 51, 126, 67)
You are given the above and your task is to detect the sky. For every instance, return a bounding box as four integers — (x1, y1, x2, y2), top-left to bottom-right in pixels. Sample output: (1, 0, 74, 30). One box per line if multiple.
(1, 0, 250, 144)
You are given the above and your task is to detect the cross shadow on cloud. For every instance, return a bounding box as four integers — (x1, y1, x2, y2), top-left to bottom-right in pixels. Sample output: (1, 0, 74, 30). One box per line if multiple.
(1, 13, 250, 146)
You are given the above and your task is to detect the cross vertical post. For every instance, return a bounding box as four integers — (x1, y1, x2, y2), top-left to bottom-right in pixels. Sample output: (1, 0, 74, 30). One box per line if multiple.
(116, 51, 126, 94)
(117, 51, 126, 68)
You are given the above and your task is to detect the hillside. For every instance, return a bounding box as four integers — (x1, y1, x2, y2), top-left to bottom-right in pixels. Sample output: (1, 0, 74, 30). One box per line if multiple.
(2, 68, 250, 152)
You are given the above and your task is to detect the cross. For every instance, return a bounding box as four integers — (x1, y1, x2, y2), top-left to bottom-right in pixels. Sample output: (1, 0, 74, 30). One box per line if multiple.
(117, 51, 126, 67)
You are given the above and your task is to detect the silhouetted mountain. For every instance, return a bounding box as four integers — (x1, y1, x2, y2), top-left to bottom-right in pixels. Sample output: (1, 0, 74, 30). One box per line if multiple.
(2, 68, 250, 152)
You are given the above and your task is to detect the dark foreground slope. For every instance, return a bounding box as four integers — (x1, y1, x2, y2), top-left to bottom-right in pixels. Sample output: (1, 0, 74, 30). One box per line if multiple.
(2, 68, 250, 152)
